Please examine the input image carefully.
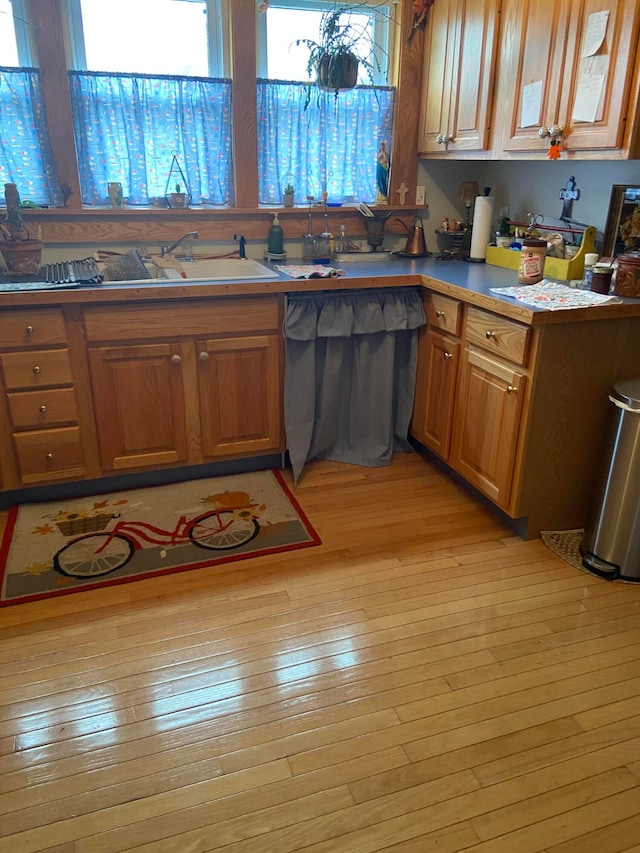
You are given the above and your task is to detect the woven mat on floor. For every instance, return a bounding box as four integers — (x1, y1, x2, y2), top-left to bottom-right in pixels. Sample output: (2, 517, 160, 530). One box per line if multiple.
(540, 528, 585, 570)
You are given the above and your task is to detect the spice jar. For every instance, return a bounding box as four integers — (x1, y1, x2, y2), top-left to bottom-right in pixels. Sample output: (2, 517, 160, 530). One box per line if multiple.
(590, 265, 613, 295)
(613, 251, 640, 298)
(518, 238, 547, 284)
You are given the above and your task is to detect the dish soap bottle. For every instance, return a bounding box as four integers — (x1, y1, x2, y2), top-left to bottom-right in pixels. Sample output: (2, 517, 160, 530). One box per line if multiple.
(267, 213, 284, 255)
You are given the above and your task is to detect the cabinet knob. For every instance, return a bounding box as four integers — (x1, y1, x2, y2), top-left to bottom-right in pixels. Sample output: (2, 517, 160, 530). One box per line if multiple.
(46, 452, 54, 461)
(435, 310, 445, 318)
(485, 330, 496, 340)
(436, 132, 453, 145)
(32, 365, 41, 374)
(443, 352, 453, 361)
(507, 385, 518, 395)
(538, 124, 563, 140)
(39, 404, 47, 413)
(25, 324, 34, 335)
(198, 351, 210, 362)
(171, 354, 182, 364)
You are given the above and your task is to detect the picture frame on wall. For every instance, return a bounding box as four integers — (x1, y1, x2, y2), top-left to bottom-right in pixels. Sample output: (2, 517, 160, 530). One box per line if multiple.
(603, 184, 640, 257)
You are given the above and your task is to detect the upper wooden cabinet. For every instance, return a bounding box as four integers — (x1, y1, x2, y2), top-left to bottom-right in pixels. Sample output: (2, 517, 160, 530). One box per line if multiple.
(420, 0, 640, 159)
(418, 0, 499, 155)
(493, 0, 640, 157)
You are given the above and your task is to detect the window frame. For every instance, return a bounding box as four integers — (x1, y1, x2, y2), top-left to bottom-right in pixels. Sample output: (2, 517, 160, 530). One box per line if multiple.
(2, 0, 32, 64)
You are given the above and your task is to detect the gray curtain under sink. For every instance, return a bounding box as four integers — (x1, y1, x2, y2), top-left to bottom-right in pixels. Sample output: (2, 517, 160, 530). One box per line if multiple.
(283, 287, 426, 484)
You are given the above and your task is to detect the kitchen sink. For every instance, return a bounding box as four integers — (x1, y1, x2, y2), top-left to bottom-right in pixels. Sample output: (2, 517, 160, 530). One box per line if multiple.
(160, 258, 279, 282)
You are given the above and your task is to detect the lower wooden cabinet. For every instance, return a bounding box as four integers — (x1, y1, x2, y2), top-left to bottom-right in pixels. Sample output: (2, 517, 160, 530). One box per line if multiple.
(411, 327, 459, 459)
(88, 342, 190, 471)
(412, 295, 530, 512)
(197, 335, 281, 458)
(449, 346, 526, 508)
(85, 297, 284, 473)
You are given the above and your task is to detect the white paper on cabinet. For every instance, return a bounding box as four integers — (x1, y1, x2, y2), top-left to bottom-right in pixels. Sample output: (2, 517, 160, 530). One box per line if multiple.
(572, 73, 605, 122)
(520, 80, 542, 128)
(582, 11, 609, 57)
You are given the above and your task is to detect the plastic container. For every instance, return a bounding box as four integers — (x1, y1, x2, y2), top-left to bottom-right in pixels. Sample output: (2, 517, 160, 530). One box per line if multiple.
(518, 238, 547, 284)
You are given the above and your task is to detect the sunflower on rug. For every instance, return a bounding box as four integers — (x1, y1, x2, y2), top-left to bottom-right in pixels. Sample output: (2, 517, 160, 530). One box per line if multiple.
(0, 469, 320, 606)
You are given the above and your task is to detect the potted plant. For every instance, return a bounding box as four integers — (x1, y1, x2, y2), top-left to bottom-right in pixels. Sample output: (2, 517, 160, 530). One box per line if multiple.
(168, 183, 189, 209)
(0, 183, 43, 276)
(283, 183, 295, 207)
(295, 3, 384, 108)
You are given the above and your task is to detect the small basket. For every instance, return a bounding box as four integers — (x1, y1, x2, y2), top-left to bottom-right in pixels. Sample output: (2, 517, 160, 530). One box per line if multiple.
(56, 513, 114, 537)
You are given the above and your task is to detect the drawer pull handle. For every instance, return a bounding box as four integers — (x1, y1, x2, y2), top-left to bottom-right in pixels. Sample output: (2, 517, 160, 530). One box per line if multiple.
(25, 325, 34, 335)
(485, 330, 496, 340)
(39, 405, 47, 413)
(171, 354, 182, 364)
(507, 385, 518, 395)
(198, 351, 209, 362)
(443, 352, 453, 361)
(435, 310, 445, 318)
(32, 365, 41, 374)
(46, 452, 54, 461)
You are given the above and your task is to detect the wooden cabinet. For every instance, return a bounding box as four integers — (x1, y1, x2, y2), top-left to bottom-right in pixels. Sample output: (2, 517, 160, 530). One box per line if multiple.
(412, 298, 530, 512)
(84, 297, 284, 473)
(411, 293, 462, 458)
(0, 308, 86, 485)
(449, 347, 526, 507)
(88, 342, 190, 471)
(493, 0, 640, 158)
(418, 0, 499, 155)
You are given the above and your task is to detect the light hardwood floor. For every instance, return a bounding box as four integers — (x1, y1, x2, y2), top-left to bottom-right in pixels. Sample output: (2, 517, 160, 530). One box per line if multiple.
(1, 453, 640, 852)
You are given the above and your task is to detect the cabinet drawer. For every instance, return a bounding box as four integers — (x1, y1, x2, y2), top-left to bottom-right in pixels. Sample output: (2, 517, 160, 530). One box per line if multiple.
(0, 349, 73, 390)
(428, 293, 462, 336)
(13, 426, 85, 483)
(0, 308, 67, 348)
(8, 388, 78, 429)
(84, 297, 281, 342)
(465, 306, 530, 366)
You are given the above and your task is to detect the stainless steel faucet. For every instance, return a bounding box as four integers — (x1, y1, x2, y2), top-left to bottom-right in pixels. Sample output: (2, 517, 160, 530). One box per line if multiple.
(161, 231, 199, 257)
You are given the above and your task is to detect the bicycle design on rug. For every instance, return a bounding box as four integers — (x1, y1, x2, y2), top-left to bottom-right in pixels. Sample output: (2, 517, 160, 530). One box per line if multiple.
(50, 489, 262, 579)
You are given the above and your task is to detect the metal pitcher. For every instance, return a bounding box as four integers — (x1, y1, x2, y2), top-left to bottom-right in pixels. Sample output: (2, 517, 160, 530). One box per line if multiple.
(397, 216, 427, 256)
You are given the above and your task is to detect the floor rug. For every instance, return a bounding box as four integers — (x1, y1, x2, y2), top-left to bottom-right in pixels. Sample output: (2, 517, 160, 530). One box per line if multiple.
(540, 528, 586, 571)
(0, 470, 320, 606)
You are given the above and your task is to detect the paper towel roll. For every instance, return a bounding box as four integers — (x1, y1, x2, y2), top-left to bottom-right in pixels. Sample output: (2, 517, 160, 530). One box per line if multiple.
(470, 195, 494, 261)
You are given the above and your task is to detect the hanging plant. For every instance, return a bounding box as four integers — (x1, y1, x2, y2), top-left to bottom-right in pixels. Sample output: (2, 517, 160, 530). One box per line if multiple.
(295, 4, 387, 109)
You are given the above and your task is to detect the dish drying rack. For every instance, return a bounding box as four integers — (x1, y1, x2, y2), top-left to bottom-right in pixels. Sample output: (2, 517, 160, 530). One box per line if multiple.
(486, 219, 596, 282)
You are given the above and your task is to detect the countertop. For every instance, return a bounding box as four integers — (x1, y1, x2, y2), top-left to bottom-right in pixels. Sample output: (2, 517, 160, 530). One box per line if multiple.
(1, 255, 638, 326)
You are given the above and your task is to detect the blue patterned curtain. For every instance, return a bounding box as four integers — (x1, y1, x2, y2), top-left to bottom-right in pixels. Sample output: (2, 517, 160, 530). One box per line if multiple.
(257, 80, 395, 205)
(69, 71, 234, 206)
(0, 67, 62, 206)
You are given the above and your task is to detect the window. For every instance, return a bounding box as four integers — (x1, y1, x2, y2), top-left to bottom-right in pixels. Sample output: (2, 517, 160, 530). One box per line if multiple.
(67, 0, 226, 78)
(256, 1, 396, 205)
(257, 0, 392, 84)
(66, 0, 232, 205)
(0, 0, 32, 66)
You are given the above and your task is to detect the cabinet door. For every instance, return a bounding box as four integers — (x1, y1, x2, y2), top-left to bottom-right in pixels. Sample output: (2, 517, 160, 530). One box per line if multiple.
(418, 0, 499, 155)
(197, 335, 282, 458)
(450, 347, 526, 508)
(411, 328, 459, 459)
(89, 343, 189, 471)
(561, 0, 640, 152)
(493, 0, 572, 153)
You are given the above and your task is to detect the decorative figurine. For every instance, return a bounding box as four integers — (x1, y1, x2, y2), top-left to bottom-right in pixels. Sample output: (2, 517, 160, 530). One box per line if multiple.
(376, 141, 390, 205)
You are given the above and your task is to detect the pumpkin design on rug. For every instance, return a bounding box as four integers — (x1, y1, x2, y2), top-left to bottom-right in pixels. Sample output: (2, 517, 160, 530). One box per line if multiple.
(0, 470, 320, 605)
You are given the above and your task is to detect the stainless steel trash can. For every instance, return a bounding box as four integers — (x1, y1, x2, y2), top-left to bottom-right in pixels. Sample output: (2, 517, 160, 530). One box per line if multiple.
(581, 378, 640, 581)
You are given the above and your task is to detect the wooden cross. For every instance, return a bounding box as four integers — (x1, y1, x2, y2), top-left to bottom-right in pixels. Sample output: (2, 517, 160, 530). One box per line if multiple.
(396, 182, 409, 205)
(559, 175, 580, 220)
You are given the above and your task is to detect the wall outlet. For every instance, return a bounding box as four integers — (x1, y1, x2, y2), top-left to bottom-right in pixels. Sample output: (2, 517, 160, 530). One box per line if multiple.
(415, 185, 426, 206)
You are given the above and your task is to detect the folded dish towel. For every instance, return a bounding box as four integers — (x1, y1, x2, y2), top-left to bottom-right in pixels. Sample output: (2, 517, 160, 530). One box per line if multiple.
(490, 281, 622, 310)
(274, 264, 346, 279)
